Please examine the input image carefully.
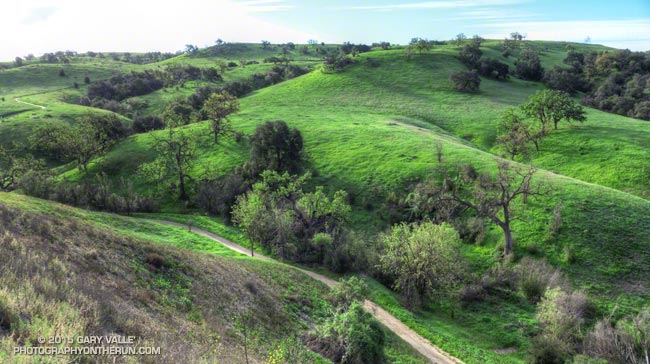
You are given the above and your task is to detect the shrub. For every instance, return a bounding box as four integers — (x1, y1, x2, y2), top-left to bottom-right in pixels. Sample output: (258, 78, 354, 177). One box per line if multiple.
(515, 48, 544, 81)
(248, 120, 304, 176)
(196, 173, 249, 218)
(144, 252, 167, 270)
(450, 70, 480, 92)
(544, 66, 588, 95)
(454, 216, 486, 244)
(379, 221, 466, 307)
(516, 257, 565, 303)
(323, 53, 354, 72)
(478, 58, 509, 80)
(584, 310, 650, 364)
(529, 334, 573, 364)
(132, 116, 164, 133)
(318, 303, 385, 364)
(461, 262, 518, 305)
(537, 288, 589, 343)
(18, 170, 53, 199)
(458, 44, 482, 67)
(531, 288, 592, 363)
(329, 276, 369, 312)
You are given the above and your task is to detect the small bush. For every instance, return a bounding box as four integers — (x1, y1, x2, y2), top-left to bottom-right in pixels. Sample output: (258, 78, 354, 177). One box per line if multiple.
(526, 242, 540, 255)
(516, 257, 565, 303)
(450, 70, 480, 92)
(132, 116, 165, 133)
(329, 277, 369, 312)
(145, 252, 167, 270)
(529, 334, 572, 364)
(317, 303, 385, 364)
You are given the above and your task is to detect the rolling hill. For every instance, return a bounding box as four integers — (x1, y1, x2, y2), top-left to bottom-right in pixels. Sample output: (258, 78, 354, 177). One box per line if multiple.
(1, 40, 649, 364)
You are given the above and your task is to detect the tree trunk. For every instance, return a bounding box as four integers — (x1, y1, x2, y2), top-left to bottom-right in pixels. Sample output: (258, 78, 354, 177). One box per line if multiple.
(502, 207, 514, 255)
(178, 173, 187, 200)
(503, 224, 513, 255)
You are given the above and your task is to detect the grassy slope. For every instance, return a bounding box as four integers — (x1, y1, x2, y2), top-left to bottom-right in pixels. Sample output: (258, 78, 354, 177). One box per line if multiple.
(63, 42, 650, 301)
(0, 59, 142, 157)
(0, 43, 332, 157)
(6, 41, 650, 363)
(62, 43, 650, 363)
(0, 192, 427, 364)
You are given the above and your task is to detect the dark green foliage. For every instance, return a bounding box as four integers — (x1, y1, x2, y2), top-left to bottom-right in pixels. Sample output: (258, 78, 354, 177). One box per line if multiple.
(458, 43, 482, 68)
(340, 42, 372, 55)
(323, 53, 354, 73)
(515, 48, 544, 81)
(31, 114, 125, 171)
(87, 70, 164, 101)
(202, 91, 240, 144)
(248, 121, 304, 176)
(232, 171, 351, 264)
(543, 66, 588, 95)
(195, 172, 249, 218)
(566, 49, 650, 119)
(165, 98, 197, 125)
(450, 70, 480, 92)
(0, 146, 45, 192)
(132, 115, 165, 133)
(477, 58, 509, 80)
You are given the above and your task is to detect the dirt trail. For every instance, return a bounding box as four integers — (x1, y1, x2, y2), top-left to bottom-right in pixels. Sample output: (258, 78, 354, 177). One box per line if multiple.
(150, 219, 463, 364)
(14, 97, 46, 110)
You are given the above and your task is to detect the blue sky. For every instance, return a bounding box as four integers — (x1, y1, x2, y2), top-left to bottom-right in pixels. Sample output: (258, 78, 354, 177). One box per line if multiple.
(1, 0, 649, 61)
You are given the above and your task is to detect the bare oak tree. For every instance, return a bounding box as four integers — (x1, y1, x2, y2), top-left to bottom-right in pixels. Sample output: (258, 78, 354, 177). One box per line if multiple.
(440, 161, 547, 255)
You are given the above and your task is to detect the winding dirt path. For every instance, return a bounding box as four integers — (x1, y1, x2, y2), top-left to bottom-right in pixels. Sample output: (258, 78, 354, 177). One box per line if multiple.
(150, 219, 463, 364)
(14, 97, 46, 110)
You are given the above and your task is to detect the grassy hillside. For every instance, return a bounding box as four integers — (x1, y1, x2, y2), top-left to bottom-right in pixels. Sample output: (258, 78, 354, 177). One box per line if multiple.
(55, 42, 650, 301)
(4, 40, 649, 363)
(0, 192, 427, 364)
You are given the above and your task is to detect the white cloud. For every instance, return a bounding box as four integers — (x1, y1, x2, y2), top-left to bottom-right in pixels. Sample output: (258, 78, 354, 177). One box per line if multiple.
(21, 6, 59, 25)
(482, 19, 650, 51)
(339, 0, 528, 11)
(453, 8, 537, 20)
(0, 0, 313, 61)
(239, 0, 294, 12)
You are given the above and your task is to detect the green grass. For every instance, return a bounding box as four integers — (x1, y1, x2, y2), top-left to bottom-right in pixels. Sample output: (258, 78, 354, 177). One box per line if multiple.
(5, 40, 650, 364)
(0, 191, 428, 363)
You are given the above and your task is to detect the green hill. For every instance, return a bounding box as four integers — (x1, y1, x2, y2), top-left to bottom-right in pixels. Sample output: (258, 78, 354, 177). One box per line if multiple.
(0, 192, 428, 364)
(2, 40, 649, 364)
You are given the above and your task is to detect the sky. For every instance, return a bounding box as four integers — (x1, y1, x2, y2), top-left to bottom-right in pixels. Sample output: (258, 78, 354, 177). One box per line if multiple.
(1, 0, 649, 61)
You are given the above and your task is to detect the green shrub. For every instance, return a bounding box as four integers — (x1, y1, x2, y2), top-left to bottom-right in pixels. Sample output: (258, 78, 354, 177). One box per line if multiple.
(450, 70, 480, 92)
(329, 277, 369, 312)
(320, 303, 385, 364)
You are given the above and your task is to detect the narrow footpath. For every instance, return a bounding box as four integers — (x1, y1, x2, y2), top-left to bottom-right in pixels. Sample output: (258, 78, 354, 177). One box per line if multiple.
(151, 219, 464, 364)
